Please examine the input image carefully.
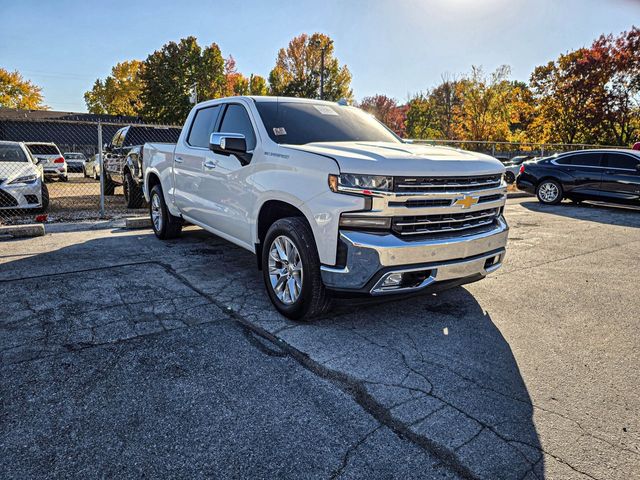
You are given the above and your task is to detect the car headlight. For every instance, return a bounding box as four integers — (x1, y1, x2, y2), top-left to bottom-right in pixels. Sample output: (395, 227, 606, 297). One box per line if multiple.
(328, 174, 393, 193)
(9, 174, 38, 185)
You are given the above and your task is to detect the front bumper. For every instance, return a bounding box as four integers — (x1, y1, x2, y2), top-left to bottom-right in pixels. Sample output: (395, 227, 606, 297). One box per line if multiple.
(320, 217, 509, 294)
(0, 181, 42, 209)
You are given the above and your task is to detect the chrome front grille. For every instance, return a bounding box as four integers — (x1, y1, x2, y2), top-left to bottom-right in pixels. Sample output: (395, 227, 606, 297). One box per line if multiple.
(392, 207, 500, 236)
(393, 174, 502, 192)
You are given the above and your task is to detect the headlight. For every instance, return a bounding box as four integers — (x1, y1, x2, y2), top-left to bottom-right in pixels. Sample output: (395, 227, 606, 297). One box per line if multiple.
(9, 174, 38, 185)
(328, 174, 393, 193)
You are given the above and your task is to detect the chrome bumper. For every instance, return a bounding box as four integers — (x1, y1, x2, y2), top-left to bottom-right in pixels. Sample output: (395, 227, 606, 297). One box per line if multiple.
(320, 217, 509, 294)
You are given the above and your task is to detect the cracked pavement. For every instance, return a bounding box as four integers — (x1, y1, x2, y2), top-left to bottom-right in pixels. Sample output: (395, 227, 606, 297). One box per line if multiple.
(1, 197, 639, 479)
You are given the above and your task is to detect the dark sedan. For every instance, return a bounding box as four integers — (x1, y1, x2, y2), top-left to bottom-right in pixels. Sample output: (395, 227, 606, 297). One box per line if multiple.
(517, 149, 640, 205)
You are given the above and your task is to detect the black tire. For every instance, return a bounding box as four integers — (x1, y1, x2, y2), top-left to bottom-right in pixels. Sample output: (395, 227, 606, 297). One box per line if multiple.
(60, 175, 68, 182)
(124, 171, 144, 209)
(261, 217, 332, 320)
(82, 166, 87, 178)
(104, 175, 115, 195)
(38, 182, 49, 213)
(149, 184, 182, 239)
(504, 171, 516, 184)
(536, 179, 563, 205)
(93, 167, 99, 180)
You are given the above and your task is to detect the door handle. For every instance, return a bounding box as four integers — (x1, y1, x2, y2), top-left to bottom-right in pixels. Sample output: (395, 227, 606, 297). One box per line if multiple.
(203, 159, 217, 169)
(175, 156, 184, 164)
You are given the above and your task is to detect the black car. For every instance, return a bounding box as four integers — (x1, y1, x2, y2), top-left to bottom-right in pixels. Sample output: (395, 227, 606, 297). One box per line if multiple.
(103, 125, 181, 208)
(517, 149, 640, 205)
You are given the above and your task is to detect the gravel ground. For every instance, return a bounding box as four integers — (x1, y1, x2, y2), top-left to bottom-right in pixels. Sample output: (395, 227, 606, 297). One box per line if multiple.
(1, 197, 639, 479)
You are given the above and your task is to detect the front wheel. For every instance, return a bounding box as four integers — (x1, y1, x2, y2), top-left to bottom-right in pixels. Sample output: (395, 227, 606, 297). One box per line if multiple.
(536, 179, 563, 205)
(504, 171, 516, 184)
(149, 184, 182, 239)
(262, 217, 332, 320)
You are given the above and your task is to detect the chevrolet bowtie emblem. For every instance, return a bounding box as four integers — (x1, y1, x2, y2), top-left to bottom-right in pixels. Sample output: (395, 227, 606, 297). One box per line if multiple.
(453, 195, 479, 209)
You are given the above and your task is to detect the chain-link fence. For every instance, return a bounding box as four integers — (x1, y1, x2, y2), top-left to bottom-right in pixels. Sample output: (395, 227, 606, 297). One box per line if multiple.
(0, 118, 180, 225)
(410, 139, 617, 160)
(1, 116, 620, 225)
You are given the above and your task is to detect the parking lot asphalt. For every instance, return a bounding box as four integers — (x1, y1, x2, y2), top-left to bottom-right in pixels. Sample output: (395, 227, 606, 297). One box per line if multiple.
(1, 197, 639, 479)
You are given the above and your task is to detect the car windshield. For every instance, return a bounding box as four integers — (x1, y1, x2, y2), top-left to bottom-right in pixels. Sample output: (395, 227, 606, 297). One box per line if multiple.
(64, 153, 85, 159)
(0, 144, 28, 163)
(255, 100, 401, 145)
(27, 144, 59, 155)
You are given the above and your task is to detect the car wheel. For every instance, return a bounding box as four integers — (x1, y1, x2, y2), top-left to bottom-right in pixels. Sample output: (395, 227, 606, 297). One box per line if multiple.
(60, 175, 68, 182)
(82, 167, 87, 178)
(92, 167, 98, 180)
(124, 172, 144, 209)
(104, 175, 115, 195)
(262, 217, 332, 320)
(150, 184, 182, 239)
(37, 182, 49, 213)
(536, 179, 563, 205)
(504, 171, 515, 184)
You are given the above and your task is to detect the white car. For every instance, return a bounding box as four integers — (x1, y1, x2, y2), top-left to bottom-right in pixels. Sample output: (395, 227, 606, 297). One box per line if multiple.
(144, 96, 509, 319)
(63, 152, 87, 174)
(0, 141, 49, 212)
(25, 142, 68, 182)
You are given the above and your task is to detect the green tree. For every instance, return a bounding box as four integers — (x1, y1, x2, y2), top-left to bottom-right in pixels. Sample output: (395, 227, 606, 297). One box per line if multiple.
(0, 68, 47, 110)
(140, 36, 226, 124)
(84, 60, 144, 116)
(268, 33, 352, 102)
(404, 94, 441, 139)
(249, 74, 268, 96)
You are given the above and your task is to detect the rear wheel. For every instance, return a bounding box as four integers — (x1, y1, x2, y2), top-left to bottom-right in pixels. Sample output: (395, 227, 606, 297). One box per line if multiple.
(124, 171, 144, 208)
(261, 217, 332, 320)
(536, 179, 563, 205)
(149, 184, 182, 239)
(104, 175, 115, 195)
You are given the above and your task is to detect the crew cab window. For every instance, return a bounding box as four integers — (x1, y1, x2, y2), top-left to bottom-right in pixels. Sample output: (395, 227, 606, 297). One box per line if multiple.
(187, 105, 222, 148)
(603, 153, 639, 171)
(555, 152, 601, 167)
(218, 104, 256, 151)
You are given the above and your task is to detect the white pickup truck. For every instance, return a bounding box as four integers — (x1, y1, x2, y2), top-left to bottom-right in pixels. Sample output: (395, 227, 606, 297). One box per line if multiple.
(143, 96, 509, 319)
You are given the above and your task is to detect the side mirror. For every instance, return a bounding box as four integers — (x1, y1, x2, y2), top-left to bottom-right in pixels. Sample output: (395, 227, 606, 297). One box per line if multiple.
(209, 132, 251, 165)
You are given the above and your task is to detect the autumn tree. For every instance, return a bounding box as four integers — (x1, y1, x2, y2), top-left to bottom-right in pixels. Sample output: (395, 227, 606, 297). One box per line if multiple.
(84, 60, 144, 116)
(249, 74, 268, 96)
(140, 36, 226, 124)
(358, 95, 406, 136)
(0, 68, 47, 110)
(404, 94, 441, 139)
(269, 33, 352, 102)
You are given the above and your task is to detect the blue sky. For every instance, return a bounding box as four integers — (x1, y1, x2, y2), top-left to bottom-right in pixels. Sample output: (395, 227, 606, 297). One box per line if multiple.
(1, 0, 638, 112)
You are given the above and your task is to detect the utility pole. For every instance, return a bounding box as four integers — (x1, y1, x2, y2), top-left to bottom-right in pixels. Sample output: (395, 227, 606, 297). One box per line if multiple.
(311, 38, 333, 100)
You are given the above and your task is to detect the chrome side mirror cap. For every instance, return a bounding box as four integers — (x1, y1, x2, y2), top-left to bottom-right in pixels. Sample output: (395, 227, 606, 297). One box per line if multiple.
(209, 132, 251, 165)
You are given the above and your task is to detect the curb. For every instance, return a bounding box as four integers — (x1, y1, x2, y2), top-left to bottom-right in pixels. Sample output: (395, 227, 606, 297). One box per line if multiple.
(0, 223, 46, 239)
(125, 217, 152, 229)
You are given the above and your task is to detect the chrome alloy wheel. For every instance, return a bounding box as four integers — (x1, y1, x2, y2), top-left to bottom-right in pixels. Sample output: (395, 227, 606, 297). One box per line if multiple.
(151, 193, 163, 232)
(268, 235, 303, 305)
(539, 182, 559, 203)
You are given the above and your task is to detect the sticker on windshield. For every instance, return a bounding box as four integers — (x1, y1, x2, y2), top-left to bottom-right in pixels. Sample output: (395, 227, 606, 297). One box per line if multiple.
(313, 105, 339, 116)
(273, 127, 287, 136)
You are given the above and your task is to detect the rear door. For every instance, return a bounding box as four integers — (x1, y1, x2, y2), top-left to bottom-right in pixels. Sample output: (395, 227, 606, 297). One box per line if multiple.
(172, 104, 222, 222)
(553, 151, 604, 198)
(600, 152, 640, 201)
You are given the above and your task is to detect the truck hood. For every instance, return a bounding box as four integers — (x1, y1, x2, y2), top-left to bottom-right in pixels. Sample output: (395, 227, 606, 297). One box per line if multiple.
(284, 141, 504, 176)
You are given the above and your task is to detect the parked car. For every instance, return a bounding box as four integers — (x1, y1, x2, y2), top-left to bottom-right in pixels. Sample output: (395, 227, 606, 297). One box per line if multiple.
(24, 142, 67, 182)
(0, 141, 48, 212)
(503, 155, 535, 183)
(143, 96, 509, 320)
(63, 152, 87, 174)
(517, 149, 640, 205)
(84, 154, 101, 179)
(103, 125, 181, 208)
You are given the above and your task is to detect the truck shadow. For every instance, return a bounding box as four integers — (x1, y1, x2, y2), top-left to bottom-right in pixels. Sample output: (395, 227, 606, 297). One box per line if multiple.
(520, 199, 640, 228)
(0, 228, 544, 479)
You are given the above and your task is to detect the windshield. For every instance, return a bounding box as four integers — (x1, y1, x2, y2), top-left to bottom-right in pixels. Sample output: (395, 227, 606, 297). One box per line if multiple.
(27, 144, 60, 155)
(255, 100, 401, 145)
(0, 144, 28, 163)
(64, 153, 85, 159)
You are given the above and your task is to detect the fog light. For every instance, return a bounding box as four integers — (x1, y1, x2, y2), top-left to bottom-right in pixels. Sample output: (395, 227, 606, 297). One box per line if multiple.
(382, 272, 403, 287)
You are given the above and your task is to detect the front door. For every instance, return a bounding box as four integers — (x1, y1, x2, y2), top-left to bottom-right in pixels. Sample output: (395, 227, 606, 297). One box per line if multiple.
(600, 152, 640, 202)
(554, 151, 604, 199)
(198, 103, 258, 246)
